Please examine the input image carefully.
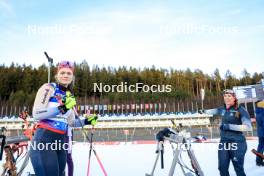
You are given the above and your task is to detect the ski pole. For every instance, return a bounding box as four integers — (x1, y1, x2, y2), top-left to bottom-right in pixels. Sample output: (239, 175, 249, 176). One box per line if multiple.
(87, 125, 108, 176)
(86, 131, 93, 176)
(73, 108, 108, 176)
(93, 148, 108, 176)
(44, 52, 53, 83)
(89, 125, 107, 176)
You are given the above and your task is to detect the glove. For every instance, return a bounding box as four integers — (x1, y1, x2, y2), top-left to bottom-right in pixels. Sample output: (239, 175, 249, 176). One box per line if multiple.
(58, 91, 76, 114)
(84, 114, 98, 126)
(219, 124, 230, 131)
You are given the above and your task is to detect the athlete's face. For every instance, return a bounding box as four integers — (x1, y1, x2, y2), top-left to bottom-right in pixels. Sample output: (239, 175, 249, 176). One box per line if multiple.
(56, 68, 73, 86)
(223, 93, 236, 107)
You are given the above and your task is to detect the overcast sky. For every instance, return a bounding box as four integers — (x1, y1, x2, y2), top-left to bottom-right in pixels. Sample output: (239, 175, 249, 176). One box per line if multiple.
(0, 0, 263, 77)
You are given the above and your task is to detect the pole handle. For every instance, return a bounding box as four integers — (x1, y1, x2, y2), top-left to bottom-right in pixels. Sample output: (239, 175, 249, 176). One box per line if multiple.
(44, 51, 53, 63)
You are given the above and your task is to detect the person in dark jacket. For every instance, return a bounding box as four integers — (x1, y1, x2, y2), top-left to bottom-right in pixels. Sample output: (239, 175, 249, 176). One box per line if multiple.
(255, 100, 264, 166)
(203, 89, 252, 176)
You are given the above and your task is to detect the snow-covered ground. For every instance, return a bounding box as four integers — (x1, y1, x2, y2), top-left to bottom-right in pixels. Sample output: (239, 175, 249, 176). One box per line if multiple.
(18, 139, 263, 176)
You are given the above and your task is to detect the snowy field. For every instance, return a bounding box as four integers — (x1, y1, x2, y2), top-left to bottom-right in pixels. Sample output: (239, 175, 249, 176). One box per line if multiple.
(16, 139, 263, 176)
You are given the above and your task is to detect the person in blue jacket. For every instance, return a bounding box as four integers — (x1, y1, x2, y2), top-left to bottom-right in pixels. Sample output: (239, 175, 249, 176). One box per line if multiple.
(202, 89, 252, 176)
(255, 100, 264, 166)
(30, 61, 97, 176)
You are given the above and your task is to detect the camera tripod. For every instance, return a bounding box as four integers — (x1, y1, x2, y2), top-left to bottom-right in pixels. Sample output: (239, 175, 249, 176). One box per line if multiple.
(146, 128, 204, 176)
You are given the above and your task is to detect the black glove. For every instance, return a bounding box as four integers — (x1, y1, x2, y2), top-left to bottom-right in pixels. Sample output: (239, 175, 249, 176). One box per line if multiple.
(219, 124, 230, 131)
